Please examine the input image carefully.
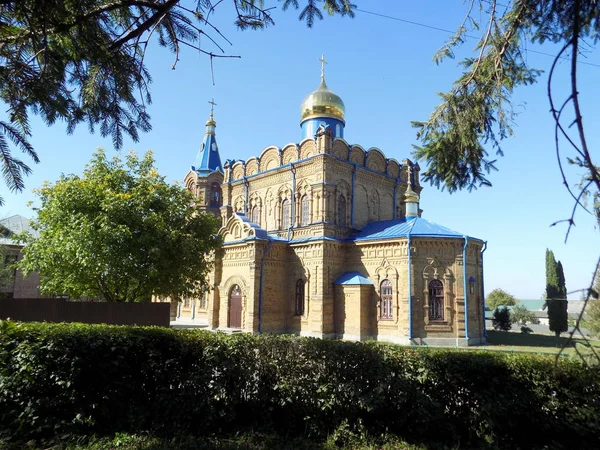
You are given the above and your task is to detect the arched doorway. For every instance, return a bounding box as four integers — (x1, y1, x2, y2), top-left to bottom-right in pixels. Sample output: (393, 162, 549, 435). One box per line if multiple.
(228, 284, 242, 329)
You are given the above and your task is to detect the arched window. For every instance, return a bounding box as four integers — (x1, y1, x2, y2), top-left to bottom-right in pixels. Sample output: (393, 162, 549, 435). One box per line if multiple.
(281, 199, 290, 230)
(210, 182, 221, 207)
(295, 279, 305, 316)
(380, 279, 393, 319)
(199, 292, 207, 309)
(429, 279, 445, 321)
(337, 195, 347, 227)
(251, 205, 261, 226)
(301, 195, 309, 226)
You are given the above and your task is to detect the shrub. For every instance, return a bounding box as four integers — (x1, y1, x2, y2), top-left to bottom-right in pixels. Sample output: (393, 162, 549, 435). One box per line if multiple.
(0, 320, 599, 449)
(492, 306, 512, 331)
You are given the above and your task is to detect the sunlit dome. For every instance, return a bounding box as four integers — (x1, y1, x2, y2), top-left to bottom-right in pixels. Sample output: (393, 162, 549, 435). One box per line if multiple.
(300, 79, 345, 124)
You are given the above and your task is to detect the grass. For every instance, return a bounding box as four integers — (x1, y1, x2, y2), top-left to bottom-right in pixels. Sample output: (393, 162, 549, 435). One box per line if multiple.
(481, 330, 600, 361)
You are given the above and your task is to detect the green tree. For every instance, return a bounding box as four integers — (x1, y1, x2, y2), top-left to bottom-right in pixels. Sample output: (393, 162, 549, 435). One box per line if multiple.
(0, 244, 16, 299)
(586, 301, 600, 338)
(485, 288, 516, 310)
(0, 0, 354, 205)
(510, 305, 539, 326)
(557, 261, 567, 298)
(581, 273, 600, 337)
(545, 249, 568, 337)
(18, 149, 221, 302)
(492, 306, 512, 331)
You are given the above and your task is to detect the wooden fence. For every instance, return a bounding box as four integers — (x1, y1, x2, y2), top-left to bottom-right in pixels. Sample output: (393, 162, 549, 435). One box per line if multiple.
(0, 298, 170, 327)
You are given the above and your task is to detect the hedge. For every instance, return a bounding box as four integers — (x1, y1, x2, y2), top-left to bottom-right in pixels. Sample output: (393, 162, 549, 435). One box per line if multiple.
(0, 320, 599, 449)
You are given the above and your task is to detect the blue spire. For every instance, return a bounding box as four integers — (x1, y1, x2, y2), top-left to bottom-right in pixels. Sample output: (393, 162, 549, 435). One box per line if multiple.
(192, 100, 223, 174)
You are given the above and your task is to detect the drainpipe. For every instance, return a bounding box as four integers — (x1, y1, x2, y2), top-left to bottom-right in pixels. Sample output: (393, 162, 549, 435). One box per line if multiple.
(481, 241, 488, 339)
(243, 177, 249, 215)
(393, 177, 400, 220)
(288, 163, 296, 241)
(258, 239, 275, 334)
(463, 236, 469, 343)
(351, 164, 357, 228)
(407, 234, 412, 341)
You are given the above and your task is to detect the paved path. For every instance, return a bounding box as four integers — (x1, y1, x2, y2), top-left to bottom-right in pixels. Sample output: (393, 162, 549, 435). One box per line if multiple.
(170, 319, 209, 329)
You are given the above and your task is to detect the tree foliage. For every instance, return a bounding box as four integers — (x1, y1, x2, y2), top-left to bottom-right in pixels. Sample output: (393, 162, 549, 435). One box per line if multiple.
(0, 0, 355, 205)
(485, 288, 516, 310)
(510, 304, 539, 326)
(545, 249, 568, 337)
(545, 249, 561, 300)
(585, 300, 600, 339)
(412, 0, 599, 216)
(582, 274, 600, 338)
(18, 149, 221, 302)
(492, 306, 511, 331)
(0, 244, 16, 298)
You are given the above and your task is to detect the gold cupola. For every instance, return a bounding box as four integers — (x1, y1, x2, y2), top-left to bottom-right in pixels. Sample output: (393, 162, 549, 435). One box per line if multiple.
(300, 78, 346, 124)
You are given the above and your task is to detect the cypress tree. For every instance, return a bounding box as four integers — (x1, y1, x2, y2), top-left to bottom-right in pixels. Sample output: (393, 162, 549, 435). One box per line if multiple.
(545, 250, 568, 337)
(545, 249, 560, 300)
(557, 261, 567, 298)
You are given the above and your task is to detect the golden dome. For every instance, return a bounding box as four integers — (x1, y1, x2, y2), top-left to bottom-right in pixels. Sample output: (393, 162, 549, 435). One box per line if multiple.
(300, 79, 345, 123)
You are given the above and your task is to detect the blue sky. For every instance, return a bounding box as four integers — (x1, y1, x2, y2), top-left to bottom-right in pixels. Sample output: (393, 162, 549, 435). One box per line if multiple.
(1, 1, 598, 300)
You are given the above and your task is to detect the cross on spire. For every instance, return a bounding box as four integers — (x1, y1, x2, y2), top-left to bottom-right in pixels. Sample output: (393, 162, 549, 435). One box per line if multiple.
(319, 54, 327, 80)
(208, 98, 217, 119)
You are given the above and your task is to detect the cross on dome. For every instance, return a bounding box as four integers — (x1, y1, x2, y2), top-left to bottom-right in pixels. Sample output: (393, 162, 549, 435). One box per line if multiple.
(319, 54, 327, 80)
(208, 98, 217, 119)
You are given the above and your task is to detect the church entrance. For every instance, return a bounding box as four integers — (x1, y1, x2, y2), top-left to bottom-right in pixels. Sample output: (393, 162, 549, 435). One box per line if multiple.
(228, 284, 242, 328)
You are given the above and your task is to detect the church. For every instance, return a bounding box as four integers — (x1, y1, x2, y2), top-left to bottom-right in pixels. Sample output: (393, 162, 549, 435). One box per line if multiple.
(175, 60, 486, 346)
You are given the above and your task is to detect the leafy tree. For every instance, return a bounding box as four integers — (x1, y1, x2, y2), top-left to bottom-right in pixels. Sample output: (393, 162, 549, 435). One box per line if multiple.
(18, 149, 221, 302)
(545, 249, 568, 337)
(510, 305, 539, 326)
(586, 301, 600, 338)
(492, 306, 511, 331)
(0, 244, 16, 299)
(0, 0, 355, 205)
(581, 273, 600, 337)
(485, 288, 516, 310)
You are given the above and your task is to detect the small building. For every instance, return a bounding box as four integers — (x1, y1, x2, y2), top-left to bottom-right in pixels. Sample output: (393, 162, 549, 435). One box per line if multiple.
(174, 60, 486, 346)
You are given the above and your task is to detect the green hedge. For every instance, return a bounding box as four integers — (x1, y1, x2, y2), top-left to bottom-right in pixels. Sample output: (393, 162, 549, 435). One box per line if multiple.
(0, 321, 599, 449)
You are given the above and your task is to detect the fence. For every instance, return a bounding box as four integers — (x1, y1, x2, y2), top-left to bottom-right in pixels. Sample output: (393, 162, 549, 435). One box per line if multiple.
(0, 298, 170, 327)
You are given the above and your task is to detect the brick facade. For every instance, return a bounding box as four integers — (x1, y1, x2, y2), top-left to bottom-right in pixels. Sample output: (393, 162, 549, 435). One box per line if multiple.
(178, 130, 486, 346)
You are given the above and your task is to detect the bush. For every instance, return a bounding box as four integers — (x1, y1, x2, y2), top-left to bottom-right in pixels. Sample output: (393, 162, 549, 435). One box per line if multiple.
(492, 306, 512, 331)
(0, 320, 599, 449)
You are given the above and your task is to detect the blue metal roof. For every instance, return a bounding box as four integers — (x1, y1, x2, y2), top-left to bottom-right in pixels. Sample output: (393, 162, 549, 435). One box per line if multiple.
(192, 119, 222, 174)
(236, 214, 268, 240)
(333, 272, 374, 285)
(349, 216, 475, 241)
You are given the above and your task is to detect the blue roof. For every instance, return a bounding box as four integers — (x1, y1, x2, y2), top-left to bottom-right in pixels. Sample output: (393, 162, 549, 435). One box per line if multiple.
(333, 272, 374, 285)
(349, 216, 476, 241)
(192, 122, 222, 174)
(236, 214, 268, 240)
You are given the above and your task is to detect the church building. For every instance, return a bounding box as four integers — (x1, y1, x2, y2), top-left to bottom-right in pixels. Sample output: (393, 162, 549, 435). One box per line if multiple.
(177, 60, 486, 346)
